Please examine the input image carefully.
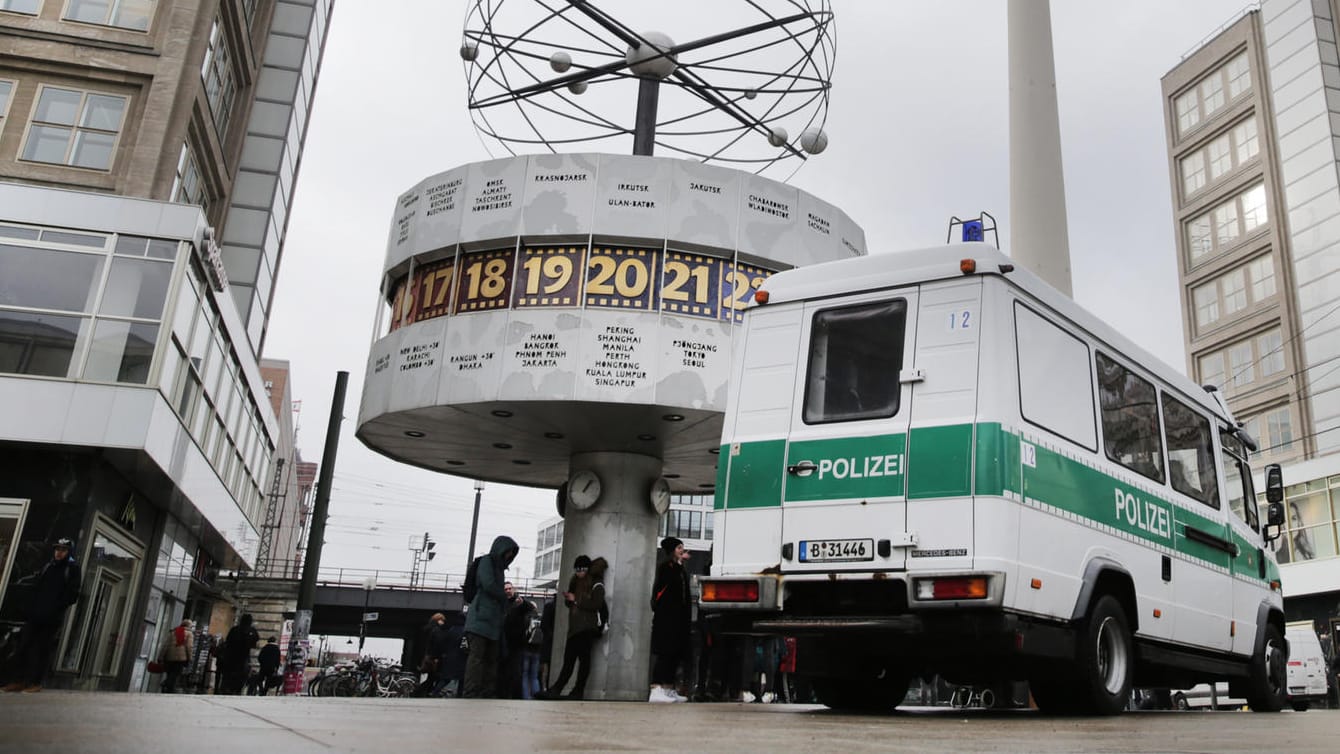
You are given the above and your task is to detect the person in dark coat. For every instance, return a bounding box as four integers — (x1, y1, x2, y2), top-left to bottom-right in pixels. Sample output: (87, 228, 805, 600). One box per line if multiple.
(436, 617, 467, 697)
(256, 637, 281, 695)
(462, 535, 519, 698)
(2, 538, 82, 693)
(649, 536, 691, 703)
(415, 612, 451, 697)
(538, 556, 607, 700)
(220, 614, 259, 695)
(498, 582, 536, 698)
(539, 596, 557, 689)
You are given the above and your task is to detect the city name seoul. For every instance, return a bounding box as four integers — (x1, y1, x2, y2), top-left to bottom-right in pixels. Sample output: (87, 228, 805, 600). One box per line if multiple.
(1113, 489, 1171, 539)
(816, 454, 904, 479)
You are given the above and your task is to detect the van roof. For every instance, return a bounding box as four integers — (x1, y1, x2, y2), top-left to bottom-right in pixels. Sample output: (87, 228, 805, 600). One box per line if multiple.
(756, 242, 1233, 425)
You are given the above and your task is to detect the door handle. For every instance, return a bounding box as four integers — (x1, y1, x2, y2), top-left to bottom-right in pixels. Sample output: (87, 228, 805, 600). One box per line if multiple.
(1184, 525, 1239, 557)
(787, 460, 817, 476)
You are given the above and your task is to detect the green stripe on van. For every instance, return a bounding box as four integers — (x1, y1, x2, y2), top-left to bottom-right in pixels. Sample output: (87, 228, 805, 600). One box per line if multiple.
(974, 423, 1022, 497)
(722, 439, 786, 509)
(908, 424, 973, 498)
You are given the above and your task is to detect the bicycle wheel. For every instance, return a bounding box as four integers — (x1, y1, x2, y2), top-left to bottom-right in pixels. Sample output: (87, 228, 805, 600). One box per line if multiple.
(979, 688, 995, 709)
(391, 676, 417, 698)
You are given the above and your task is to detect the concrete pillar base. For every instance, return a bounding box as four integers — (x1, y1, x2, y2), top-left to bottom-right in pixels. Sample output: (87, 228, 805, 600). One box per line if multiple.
(552, 451, 661, 701)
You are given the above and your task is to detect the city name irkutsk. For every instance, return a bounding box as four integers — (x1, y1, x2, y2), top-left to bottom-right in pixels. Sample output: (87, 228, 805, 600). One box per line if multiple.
(1114, 489, 1171, 540)
(816, 454, 904, 480)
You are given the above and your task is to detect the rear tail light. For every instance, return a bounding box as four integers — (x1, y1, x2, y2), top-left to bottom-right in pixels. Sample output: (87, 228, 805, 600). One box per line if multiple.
(701, 580, 760, 603)
(914, 576, 988, 601)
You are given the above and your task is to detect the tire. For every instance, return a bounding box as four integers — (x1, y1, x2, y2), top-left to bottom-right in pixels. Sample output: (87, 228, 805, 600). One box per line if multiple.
(390, 676, 417, 698)
(1073, 595, 1134, 716)
(1172, 692, 1190, 711)
(1291, 701, 1309, 712)
(813, 674, 910, 713)
(979, 688, 995, 709)
(1246, 623, 1287, 713)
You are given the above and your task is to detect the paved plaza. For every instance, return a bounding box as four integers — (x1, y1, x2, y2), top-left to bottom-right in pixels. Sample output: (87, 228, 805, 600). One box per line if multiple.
(0, 692, 1333, 754)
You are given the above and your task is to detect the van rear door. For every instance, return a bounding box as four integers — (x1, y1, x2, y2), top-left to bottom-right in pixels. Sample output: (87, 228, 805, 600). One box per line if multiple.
(781, 288, 918, 572)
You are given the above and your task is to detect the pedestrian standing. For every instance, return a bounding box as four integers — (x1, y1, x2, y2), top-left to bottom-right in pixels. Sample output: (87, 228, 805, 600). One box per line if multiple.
(158, 618, 195, 693)
(220, 613, 259, 695)
(539, 556, 607, 700)
(498, 581, 534, 698)
(1, 538, 82, 693)
(462, 535, 519, 698)
(538, 596, 556, 690)
(649, 536, 691, 703)
(520, 598, 544, 699)
(256, 636, 281, 695)
(415, 612, 450, 697)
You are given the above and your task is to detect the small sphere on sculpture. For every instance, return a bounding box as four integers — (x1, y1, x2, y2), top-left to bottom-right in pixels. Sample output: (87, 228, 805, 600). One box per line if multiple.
(800, 127, 828, 155)
(626, 31, 678, 79)
(550, 51, 572, 73)
(767, 127, 789, 148)
(460, 39, 479, 61)
(569, 80, 588, 95)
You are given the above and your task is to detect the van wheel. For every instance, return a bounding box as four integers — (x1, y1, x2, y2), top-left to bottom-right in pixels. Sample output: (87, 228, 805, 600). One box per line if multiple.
(1291, 701, 1310, 712)
(813, 674, 909, 713)
(1074, 595, 1133, 715)
(1172, 692, 1190, 711)
(1029, 677, 1080, 715)
(1246, 623, 1287, 713)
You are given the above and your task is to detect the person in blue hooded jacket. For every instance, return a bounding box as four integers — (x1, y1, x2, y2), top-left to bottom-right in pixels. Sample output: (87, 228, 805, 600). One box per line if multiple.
(462, 534, 519, 698)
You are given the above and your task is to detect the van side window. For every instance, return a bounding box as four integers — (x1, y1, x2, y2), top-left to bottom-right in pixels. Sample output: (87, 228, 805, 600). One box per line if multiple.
(1014, 303, 1098, 451)
(1220, 430, 1259, 530)
(1096, 351, 1165, 483)
(803, 299, 906, 424)
(1162, 394, 1219, 508)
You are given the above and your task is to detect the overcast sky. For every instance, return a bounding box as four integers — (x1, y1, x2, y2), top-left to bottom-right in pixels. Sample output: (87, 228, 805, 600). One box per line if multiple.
(262, 0, 1252, 583)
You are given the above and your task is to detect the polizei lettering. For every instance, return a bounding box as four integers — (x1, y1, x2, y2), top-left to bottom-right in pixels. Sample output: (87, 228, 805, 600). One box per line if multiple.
(1113, 489, 1172, 541)
(816, 454, 905, 480)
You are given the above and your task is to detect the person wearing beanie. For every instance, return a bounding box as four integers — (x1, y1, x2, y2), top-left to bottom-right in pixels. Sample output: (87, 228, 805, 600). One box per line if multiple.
(648, 536, 691, 703)
(539, 556, 608, 700)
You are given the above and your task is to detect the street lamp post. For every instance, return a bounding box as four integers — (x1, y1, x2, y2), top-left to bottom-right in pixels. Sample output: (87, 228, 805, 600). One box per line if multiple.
(357, 575, 375, 653)
(465, 480, 484, 575)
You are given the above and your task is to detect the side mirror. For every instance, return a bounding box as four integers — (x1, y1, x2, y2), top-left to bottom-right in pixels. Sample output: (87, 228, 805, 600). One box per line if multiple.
(1265, 463, 1283, 504)
(1267, 502, 1285, 528)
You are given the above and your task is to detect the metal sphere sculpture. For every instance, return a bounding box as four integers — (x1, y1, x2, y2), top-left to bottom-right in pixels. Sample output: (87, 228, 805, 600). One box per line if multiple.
(461, 0, 835, 179)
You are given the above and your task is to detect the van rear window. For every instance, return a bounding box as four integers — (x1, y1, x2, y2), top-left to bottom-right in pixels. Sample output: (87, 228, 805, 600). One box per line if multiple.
(803, 299, 906, 424)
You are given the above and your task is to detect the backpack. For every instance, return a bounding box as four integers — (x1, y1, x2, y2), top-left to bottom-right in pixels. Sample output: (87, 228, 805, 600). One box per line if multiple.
(462, 555, 485, 603)
(525, 615, 544, 647)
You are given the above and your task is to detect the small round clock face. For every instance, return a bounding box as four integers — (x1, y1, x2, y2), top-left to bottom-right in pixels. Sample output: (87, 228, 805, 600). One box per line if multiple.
(649, 477, 672, 515)
(568, 470, 602, 510)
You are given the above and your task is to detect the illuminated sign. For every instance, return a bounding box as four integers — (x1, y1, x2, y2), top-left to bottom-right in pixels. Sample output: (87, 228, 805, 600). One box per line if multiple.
(585, 246, 658, 311)
(514, 246, 581, 308)
(386, 245, 774, 328)
(455, 249, 515, 313)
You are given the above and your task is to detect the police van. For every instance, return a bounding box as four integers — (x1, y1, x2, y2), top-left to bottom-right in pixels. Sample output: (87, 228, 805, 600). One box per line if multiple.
(699, 244, 1290, 715)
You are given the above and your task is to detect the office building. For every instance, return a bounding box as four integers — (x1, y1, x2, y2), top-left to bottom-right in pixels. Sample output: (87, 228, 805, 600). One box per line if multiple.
(0, 0, 332, 690)
(1164, 0, 1340, 645)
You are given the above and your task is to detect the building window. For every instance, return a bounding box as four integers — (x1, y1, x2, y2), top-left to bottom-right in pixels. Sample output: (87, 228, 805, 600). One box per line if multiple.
(1273, 477, 1340, 564)
(1175, 89, 1200, 134)
(1176, 52, 1251, 137)
(1258, 329, 1285, 377)
(1198, 327, 1287, 397)
(201, 17, 237, 137)
(1226, 53, 1251, 99)
(171, 143, 210, 214)
(63, 0, 155, 31)
(1192, 254, 1276, 331)
(20, 86, 128, 170)
(0, 80, 14, 127)
(1186, 184, 1269, 266)
(1180, 116, 1259, 197)
(58, 516, 145, 678)
(0, 0, 41, 14)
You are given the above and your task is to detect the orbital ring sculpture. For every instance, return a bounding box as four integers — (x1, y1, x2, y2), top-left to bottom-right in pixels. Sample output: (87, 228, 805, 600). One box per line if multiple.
(461, 0, 836, 179)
